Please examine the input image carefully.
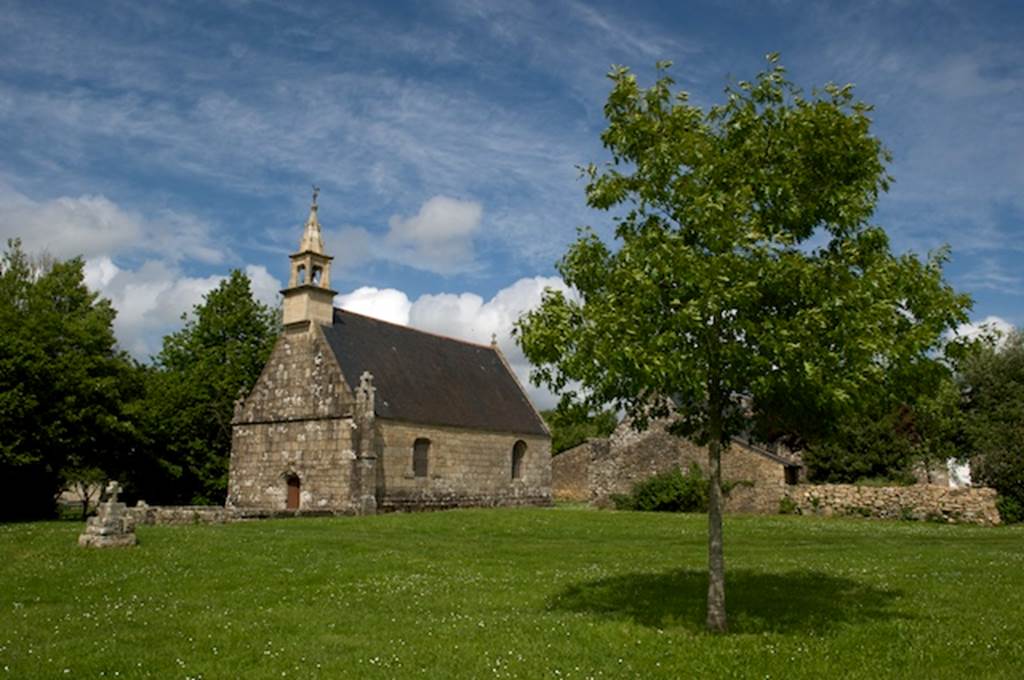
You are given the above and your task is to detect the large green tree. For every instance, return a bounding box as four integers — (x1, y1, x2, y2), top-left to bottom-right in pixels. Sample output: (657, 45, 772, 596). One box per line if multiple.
(134, 270, 278, 505)
(960, 330, 1024, 522)
(0, 239, 138, 519)
(516, 57, 969, 631)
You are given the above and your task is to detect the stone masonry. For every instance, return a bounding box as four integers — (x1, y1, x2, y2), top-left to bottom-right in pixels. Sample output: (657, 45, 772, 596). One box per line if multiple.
(79, 482, 137, 548)
(552, 419, 796, 513)
(552, 419, 1001, 525)
(376, 421, 550, 511)
(228, 196, 552, 514)
(229, 325, 360, 513)
(783, 484, 1000, 525)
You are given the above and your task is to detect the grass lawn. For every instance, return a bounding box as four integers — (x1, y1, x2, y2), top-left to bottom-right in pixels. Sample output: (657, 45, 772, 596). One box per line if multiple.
(1, 508, 1022, 679)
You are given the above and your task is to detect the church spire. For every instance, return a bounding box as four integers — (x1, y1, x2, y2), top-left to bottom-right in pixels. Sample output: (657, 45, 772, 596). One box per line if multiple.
(299, 185, 325, 253)
(281, 185, 337, 330)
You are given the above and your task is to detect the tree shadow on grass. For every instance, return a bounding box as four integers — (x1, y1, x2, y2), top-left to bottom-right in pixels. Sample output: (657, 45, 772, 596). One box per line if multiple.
(549, 569, 903, 634)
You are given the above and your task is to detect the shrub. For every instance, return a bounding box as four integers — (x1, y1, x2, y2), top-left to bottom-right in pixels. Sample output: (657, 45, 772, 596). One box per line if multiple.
(996, 496, 1024, 524)
(778, 496, 799, 515)
(612, 464, 708, 513)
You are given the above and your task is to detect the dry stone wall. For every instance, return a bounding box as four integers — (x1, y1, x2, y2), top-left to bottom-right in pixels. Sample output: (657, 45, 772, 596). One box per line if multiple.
(377, 420, 551, 511)
(551, 418, 1002, 525)
(125, 505, 341, 525)
(783, 484, 1001, 525)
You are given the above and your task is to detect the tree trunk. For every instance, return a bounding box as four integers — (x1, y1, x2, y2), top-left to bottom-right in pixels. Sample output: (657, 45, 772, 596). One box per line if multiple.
(706, 415, 727, 632)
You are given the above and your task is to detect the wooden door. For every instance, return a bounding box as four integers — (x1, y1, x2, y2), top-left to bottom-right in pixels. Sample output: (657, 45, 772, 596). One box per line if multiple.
(286, 476, 300, 510)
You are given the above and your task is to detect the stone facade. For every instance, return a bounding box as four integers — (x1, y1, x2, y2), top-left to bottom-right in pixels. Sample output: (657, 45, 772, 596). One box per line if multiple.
(228, 326, 361, 513)
(376, 421, 550, 511)
(552, 419, 798, 513)
(552, 420, 1001, 525)
(782, 484, 1001, 525)
(229, 319, 553, 514)
(228, 198, 552, 514)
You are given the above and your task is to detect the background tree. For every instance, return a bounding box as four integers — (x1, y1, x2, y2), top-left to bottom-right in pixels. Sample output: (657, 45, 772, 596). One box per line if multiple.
(960, 330, 1024, 522)
(516, 57, 969, 632)
(802, 359, 963, 484)
(542, 406, 618, 454)
(0, 239, 138, 520)
(134, 270, 277, 505)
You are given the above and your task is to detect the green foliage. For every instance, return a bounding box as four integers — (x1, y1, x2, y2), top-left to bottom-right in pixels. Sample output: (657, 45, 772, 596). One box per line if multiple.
(542, 406, 618, 454)
(515, 56, 969, 629)
(996, 496, 1024, 525)
(613, 463, 709, 512)
(802, 365, 964, 483)
(961, 331, 1024, 522)
(778, 495, 799, 515)
(803, 408, 918, 484)
(0, 239, 139, 519)
(516, 57, 968, 448)
(134, 270, 278, 505)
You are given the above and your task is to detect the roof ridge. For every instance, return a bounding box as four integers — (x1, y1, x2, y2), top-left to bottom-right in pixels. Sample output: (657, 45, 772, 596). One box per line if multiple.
(334, 307, 497, 351)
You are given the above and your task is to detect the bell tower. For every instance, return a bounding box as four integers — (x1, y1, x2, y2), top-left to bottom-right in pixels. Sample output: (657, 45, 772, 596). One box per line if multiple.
(281, 186, 337, 329)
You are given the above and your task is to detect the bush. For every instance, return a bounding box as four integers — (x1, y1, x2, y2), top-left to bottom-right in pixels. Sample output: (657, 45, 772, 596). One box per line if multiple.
(778, 496, 799, 515)
(996, 496, 1024, 524)
(612, 464, 708, 513)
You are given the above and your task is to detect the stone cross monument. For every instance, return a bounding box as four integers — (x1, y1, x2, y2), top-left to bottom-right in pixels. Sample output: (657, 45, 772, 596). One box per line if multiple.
(78, 481, 137, 548)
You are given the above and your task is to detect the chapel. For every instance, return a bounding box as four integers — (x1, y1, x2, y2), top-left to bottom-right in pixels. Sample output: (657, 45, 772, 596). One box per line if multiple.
(226, 193, 552, 514)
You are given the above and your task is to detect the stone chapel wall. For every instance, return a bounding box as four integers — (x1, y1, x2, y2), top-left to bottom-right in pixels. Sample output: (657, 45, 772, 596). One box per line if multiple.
(228, 326, 359, 513)
(229, 418, 357, 512)
(375, 420, 552, 511)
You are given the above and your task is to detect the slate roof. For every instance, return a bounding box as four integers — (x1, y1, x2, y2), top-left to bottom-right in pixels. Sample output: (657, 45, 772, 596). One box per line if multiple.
(321, 308, 548, 436)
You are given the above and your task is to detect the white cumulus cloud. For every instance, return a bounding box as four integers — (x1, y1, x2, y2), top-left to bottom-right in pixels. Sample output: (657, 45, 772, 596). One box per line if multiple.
(84, 257, 224, 358)
(383, 195, 483, 274)
(0, 182, 222, 264)
(0, 183, 142, 260)
(336, 286, 413, 326)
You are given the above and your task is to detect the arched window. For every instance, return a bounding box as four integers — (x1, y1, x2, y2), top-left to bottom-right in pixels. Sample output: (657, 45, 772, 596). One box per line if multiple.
(312, 266, 323, 285)
(296, 264, 307, 284)
(286, 474, 301, 510)
(511, 440, 527, 480)
(413, 438, 430, 478)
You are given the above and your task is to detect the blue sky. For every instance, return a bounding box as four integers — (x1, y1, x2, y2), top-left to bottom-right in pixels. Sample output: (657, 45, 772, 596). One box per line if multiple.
(1, 0, 1022, 406)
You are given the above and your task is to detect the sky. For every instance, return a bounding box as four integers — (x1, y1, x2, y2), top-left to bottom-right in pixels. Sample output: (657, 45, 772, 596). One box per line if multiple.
(1, 0, 1022, 408)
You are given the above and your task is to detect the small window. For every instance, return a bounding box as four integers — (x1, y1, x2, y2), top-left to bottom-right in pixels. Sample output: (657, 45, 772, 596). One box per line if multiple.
(296, 264, 307, 284)
(512, 440, 527, 480)
(312, 266, 323, 285)
(413, 438, 430, 478)
(784, 466, 800, 486)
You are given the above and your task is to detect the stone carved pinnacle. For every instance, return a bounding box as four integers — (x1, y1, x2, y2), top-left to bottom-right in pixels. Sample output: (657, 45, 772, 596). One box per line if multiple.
(299, 186, 325, 253)
(355, 371, 376, 417)
(358, 371, 376, 400)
